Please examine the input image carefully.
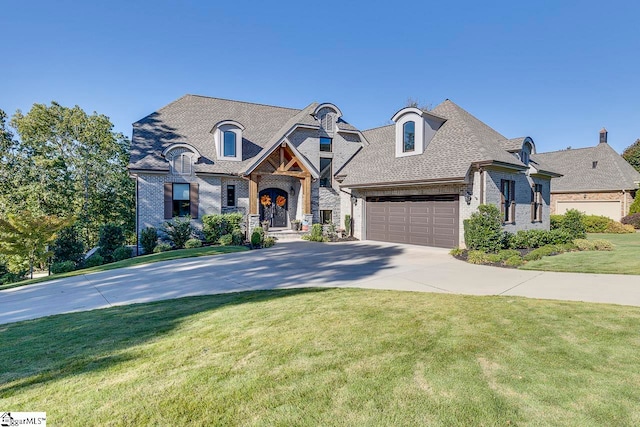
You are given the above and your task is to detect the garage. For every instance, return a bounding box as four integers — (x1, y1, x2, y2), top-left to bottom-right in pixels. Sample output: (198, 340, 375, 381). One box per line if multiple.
(556, 200, 621, 221)
(365, 195, 459, 248)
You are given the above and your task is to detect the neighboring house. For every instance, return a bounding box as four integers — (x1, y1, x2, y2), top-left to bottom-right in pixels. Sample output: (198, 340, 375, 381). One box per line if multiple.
(535, 129, 640, 220)
(129, 95, 560, 248)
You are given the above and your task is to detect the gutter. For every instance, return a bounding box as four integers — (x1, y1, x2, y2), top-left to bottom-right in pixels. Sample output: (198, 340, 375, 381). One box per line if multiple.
(340, 177, 466, 189)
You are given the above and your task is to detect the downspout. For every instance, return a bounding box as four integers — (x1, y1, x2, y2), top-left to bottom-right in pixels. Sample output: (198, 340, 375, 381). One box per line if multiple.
(479, 168, 485, 205)
(622, 189, 627, 217)
(135, 174, 139, 256)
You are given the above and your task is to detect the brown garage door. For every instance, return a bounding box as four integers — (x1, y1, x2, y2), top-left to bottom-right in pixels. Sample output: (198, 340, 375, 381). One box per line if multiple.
(365, 195, 459, 248)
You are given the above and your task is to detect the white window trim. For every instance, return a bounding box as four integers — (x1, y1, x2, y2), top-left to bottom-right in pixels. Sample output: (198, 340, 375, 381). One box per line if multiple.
(393, 110, 425, 158)
(212, 120, 244, 162)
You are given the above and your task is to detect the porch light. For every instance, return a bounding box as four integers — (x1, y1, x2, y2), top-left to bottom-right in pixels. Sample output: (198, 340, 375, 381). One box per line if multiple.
(465, 191, 472, 205)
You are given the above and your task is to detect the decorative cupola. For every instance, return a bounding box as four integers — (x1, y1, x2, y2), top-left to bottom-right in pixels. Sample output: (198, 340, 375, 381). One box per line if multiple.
(390, 107, 445, 158)
(599, 127, 608, 144)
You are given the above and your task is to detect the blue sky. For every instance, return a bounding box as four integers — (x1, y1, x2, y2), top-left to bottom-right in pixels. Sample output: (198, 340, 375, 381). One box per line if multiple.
(1, 1, 638, 153)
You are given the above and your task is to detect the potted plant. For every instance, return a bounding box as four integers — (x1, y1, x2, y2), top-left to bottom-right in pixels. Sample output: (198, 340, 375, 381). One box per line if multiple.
(291, 219, 301, 231)
(261, 220, 270, 231)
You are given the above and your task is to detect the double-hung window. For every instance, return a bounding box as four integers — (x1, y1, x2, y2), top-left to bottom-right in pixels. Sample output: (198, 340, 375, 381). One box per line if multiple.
(173, 183, 191, 217)
(531, 183, 543, 222)
(501, 179, 516, 224)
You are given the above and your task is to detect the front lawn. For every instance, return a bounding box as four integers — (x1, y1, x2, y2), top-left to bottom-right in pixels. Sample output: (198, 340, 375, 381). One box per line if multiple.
(0, 245, 248, 291)
(522, 233, 640, 275)
(2, 289, 640, 425)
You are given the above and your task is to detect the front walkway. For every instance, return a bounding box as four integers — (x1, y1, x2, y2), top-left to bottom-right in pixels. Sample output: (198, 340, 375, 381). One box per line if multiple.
(1, 240, 639, 324)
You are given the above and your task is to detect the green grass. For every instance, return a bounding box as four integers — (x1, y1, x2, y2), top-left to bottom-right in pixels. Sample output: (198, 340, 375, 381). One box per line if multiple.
(2, 288, 640, 426)
(0, 245, 248, 291)
(522, 233, 640, 275)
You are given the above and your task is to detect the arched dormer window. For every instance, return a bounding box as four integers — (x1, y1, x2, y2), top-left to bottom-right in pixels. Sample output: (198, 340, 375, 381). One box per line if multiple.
(172, 152, 193, 175)
(521, 139, 534, 166)
(403, 121, 415, 152)
(162, 143, 201, 176)
(211, 120, 244, 162)
(314, 103, 343, 135)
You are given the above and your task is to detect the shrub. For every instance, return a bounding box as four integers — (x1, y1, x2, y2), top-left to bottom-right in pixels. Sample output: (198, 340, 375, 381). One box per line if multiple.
(153, 242, 172, 253)
(463, 205, 503, 252)
(202, 213, 243, 243)
(50, 260, 76, 274)
(98, 223, 126, 263)
(467, 250, 489, 265)
(547, 229, 574, 245)
(185, 238, 203, 248)
(262, 236, 276, 248)
(486, 253, 503, 263)
(582, 215, 612, 233)
(629, 191, 640, 214)
(504, 255, 524, 267)
(85, 253, 104, 267)
(232, 229, 244, 245)
(574, 239, 595, 251)
(591, 239, 614, 251)
(52, 226, 85, 267)
(509, 229, 549, 249)
(113, 246, 133, 261)
(161, 216, 194, 249)
(344, 214, 352, 236)
(305, 223, 325, 242)
(140, 227, 158, 255)
(250, 228, 265, 247)
(497, 249, 520, 261)
(523, 245, 559, 261)
(219, 234, 233, 246)
(560, 209, 586, 239)
(550, 215, 564, 230)
(449, 247, 464, 256)
(605, 221, 635, 234)
(621, 213, 640, 229)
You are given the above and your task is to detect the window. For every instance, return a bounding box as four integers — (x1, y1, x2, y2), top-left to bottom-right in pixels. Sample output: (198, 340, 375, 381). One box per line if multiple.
(173, 183, 190, 217)
(500, 179, 516, 223)
(320, 137, 332, 152)
(223, 131, 236, 157)
(227, 185, 236, 207)
(320, 157, 332, 187)
(171, 153, 192, 175)
(521, 150, 529, 165)
(531, 183, 543, 222)
(403, 121, 415, 152)
(320, 210, 332, 224)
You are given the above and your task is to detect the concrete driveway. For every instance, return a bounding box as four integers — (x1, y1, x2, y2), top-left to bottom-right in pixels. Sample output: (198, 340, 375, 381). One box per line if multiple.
(1, 240, 639, 324)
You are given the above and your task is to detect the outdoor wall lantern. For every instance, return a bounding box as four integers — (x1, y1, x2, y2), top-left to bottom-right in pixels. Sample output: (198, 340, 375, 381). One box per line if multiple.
(465, 191, 472, 205)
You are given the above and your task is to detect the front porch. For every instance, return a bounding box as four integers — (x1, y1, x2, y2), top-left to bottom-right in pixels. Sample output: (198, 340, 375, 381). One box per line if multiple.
(247, 143, 315, 229)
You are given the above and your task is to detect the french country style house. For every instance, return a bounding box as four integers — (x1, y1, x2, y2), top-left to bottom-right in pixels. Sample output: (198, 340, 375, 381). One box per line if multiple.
(129, 95, 561, 248)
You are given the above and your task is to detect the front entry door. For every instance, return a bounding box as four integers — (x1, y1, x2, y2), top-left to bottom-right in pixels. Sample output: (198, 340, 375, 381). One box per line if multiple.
(259, 188, 288, 227)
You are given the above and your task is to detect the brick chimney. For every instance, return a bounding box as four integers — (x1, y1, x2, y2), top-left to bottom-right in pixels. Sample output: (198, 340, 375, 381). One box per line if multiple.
(599, 128, 608, 144)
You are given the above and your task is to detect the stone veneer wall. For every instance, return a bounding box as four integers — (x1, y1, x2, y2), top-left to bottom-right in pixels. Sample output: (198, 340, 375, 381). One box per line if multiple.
(550, 191, 635, 219)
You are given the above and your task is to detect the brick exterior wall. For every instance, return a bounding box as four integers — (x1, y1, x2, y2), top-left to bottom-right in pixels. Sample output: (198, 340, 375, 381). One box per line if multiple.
(136, 172, 221, 242)
(484, 169, 550, 233)
(550, 191, 635, 220)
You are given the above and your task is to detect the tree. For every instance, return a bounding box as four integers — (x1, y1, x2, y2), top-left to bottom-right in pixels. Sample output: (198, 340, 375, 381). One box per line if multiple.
(3, 102, 134, 246)
(622, 139, 640, 173)
(0, 212, 72, 278)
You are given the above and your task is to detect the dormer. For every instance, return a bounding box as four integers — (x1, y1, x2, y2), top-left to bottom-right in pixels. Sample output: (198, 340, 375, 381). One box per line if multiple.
(211, 120, 244, 161)
(520, 137, 535, 166)
(162, 143, 202, 175)
(314, 103, 343, 135)
(391, 107, 445, 158)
